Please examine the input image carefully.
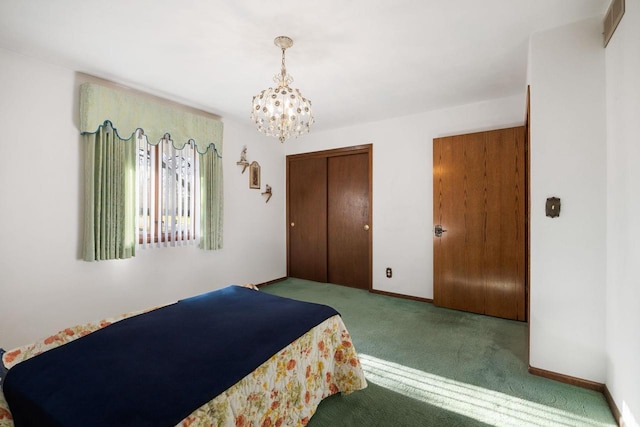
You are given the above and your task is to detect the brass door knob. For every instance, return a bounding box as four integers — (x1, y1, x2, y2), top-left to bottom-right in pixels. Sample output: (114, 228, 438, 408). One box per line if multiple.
(290, 222, 295, 227)
(364, 224, 370, 231)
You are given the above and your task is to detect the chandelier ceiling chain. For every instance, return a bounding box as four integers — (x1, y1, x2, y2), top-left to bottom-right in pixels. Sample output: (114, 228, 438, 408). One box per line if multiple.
(279, 42, 288, 84)
(250, 36, 314, 143)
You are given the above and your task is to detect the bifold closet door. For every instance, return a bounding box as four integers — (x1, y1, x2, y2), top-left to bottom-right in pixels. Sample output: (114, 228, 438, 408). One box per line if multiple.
(327, 153, 370, 289)
(288, 157, 328, 282)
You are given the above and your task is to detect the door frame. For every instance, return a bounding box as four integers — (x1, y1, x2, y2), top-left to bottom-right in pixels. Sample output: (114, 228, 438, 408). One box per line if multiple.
(525, 85, 532, 356)
(286, 144, 373, 290)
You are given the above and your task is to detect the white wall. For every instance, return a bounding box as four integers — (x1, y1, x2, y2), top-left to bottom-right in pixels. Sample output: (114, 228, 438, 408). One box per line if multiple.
(286, 96, 525, 299)
(605, 0, 640, 424)
(528, 18, 607, 382)
(0, 48, 286, 349)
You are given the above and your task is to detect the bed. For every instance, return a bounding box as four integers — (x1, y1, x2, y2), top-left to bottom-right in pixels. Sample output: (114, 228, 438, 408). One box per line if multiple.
(0, 285, 367, 427)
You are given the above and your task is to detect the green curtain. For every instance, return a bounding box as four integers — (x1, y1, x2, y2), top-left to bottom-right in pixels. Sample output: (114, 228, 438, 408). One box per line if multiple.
(199, 147, 224, 250)
(82, 122, 136, 261)
(80, 82, 224, 259)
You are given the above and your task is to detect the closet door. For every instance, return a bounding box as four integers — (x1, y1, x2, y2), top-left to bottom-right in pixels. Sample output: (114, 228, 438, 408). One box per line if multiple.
(287, 145, 372, 290)
(287, 157, 327, 282)
(327, 153, 370, 289)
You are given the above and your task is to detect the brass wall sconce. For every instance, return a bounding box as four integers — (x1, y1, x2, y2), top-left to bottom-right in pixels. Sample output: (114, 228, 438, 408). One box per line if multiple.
(237, 146, 249, 173)
(262, 185, 272, 203)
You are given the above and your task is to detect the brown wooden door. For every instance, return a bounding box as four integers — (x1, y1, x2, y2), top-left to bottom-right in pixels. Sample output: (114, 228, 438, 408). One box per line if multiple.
(433, 127, 526, 320)
(287, 145, 372, 290)
(288, 157, 328, 282)
(328, 153, 370, 289)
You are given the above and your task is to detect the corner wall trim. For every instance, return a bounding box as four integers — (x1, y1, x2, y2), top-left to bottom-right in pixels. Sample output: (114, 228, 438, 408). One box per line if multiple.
(529, 365, 622, 423)
(604, 385, 623, 427)
(528, 365, 604, 392)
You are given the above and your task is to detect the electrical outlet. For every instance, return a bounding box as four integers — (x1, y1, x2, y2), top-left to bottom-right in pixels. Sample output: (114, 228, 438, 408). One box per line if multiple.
(386, 267, 392, 278)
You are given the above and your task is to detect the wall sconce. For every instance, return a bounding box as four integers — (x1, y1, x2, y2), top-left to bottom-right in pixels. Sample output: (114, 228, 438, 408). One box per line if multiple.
(236, 146, 249, 173)
(262, 185, 272, 203)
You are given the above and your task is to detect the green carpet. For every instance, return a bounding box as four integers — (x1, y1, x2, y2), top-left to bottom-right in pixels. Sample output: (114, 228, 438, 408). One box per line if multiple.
(261, 279, 615, 427)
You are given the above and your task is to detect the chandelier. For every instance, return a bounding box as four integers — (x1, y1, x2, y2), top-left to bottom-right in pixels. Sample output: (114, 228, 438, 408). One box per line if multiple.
(251, 36, 314, 143)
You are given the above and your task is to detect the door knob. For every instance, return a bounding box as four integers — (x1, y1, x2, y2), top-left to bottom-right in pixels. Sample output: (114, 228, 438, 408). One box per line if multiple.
(290, 222, 295, 227)
(434, 224, 447, 237)
(364, 224, 370, 231)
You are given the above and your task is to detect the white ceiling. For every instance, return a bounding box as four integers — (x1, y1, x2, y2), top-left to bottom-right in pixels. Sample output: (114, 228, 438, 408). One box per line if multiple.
(0, 0, 608, 133)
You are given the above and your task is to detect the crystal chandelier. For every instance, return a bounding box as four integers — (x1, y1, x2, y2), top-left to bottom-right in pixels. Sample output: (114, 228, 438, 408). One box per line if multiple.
(251, 36, 314, 143)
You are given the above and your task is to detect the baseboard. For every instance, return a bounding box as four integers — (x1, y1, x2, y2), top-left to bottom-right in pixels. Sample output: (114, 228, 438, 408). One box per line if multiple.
(255, 277, 287, 288)
(604, 385, 623, 426)
(369, 288, 433, 303)
(259, 279, 434, 303)
(528, 365, 625, 424)
(528, 365, 604, 392)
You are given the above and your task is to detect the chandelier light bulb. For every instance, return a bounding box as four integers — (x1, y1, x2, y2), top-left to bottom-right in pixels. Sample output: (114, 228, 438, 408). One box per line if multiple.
(250, 36, 314, 143)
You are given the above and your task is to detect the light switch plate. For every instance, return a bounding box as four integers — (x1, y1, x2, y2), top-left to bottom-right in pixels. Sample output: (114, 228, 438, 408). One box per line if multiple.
(546, 197, 561, 218)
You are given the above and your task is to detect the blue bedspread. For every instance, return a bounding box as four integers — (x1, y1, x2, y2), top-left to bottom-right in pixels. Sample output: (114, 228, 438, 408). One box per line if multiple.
(3, 286, 339, 427)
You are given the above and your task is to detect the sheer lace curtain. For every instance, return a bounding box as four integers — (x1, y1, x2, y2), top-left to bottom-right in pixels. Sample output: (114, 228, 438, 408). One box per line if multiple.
(80, 82, 224, 261)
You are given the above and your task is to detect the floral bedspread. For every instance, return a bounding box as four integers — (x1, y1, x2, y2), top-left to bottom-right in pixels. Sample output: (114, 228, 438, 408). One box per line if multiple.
(1, 307, 366, 427)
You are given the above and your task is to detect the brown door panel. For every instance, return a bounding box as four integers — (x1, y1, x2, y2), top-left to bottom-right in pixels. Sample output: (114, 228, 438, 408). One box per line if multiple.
(288, 157, 328, 282)
(434, 127, 525, 321)
(328, 153, 370, 289)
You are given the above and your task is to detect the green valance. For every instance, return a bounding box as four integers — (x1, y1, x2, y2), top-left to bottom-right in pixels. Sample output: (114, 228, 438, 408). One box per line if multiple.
(79, 82, 223, 154)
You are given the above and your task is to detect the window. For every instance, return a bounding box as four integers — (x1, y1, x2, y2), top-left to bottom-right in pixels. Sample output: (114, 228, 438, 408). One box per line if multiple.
(80, 82, 224, 261)
(137, 131, 198, 246)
